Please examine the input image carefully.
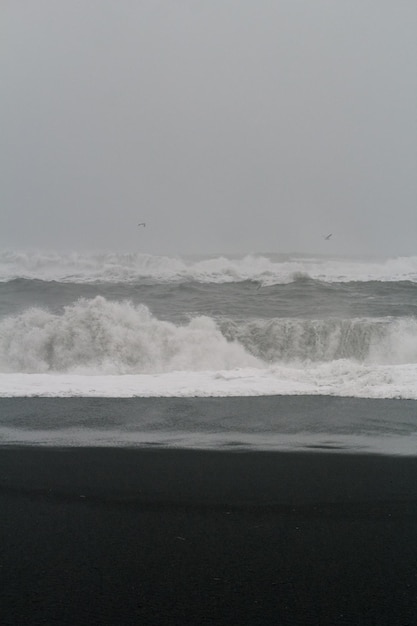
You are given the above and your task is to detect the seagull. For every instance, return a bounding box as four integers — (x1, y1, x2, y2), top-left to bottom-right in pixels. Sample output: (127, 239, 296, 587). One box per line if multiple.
(137, 222, 146, 227)
(323, 233, 332, 240)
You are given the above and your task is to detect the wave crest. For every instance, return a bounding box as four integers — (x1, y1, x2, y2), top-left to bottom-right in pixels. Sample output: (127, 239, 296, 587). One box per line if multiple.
(0, 297, 259, 374)
(220, 316, 417, 365)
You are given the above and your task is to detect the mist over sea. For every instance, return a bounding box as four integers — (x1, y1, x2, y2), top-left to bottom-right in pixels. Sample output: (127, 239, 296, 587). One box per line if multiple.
(1, 249, 416, 452)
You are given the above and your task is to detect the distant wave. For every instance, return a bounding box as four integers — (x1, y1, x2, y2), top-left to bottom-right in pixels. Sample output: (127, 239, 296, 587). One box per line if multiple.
(1, 296, 416, 375)
(1, 250, 417, 284)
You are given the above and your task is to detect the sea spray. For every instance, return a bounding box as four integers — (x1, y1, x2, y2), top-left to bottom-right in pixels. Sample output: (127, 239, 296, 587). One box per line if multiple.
(0, 296, 259, 374)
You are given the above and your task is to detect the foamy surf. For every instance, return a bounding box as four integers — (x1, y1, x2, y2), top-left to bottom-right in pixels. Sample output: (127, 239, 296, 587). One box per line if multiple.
(1, 360, 417, 399)
(1, 250, 416, 400)
(1, 296, 417, 399)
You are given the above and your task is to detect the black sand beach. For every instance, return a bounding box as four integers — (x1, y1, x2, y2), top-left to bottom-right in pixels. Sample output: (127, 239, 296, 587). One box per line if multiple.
(1, 447, 417, 625)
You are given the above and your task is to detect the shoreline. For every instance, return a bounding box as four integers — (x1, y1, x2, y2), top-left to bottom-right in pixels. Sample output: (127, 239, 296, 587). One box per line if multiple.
(2, 447, 417, 624)
(1, 395, 417, 455)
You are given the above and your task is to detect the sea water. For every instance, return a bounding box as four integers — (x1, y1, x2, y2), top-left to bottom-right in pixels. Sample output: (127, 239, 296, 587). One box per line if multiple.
(0, 250, 416, 452)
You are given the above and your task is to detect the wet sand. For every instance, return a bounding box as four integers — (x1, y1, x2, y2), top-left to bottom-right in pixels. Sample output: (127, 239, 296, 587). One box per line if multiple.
(1, 447, 417, 625)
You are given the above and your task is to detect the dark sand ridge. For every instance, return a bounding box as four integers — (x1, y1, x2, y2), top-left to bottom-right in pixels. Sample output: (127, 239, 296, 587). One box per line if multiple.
(2, 447, 417, 625)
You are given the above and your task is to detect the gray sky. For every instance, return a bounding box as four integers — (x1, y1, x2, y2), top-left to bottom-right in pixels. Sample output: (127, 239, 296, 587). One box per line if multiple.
(2, 0, 417, 256)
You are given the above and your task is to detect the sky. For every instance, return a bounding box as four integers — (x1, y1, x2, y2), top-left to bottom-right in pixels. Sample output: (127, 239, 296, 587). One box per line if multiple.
(1, 0, 417, 256)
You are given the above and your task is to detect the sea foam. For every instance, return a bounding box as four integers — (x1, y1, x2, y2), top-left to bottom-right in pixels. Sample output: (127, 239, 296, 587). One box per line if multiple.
(1, 361, 417, 399)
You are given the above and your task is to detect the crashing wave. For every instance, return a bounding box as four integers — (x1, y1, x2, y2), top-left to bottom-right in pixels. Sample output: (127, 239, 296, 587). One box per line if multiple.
(1, 296, 416, 374)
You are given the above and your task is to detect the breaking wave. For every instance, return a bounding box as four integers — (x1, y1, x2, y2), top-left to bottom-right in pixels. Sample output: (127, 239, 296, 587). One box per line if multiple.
(220, 317, 417, 365)
(0, 297, 259, 374)
(1, 250, 417, 284)
(0, 296, 416, 374)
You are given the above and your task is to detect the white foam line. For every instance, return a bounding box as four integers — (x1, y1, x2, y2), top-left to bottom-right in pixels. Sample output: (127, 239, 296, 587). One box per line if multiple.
(0, 364, 417, 399)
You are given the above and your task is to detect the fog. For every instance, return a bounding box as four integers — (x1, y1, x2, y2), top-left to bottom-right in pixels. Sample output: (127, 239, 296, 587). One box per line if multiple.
(2, 1, 416, 256)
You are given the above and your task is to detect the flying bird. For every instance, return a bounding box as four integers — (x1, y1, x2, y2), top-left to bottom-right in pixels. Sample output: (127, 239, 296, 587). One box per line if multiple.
(323, 233, 332, 240)
(138, 222, 146, 227)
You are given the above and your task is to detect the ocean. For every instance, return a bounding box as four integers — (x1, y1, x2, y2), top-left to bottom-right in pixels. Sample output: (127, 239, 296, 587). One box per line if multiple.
(1, 249, 416, 453)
